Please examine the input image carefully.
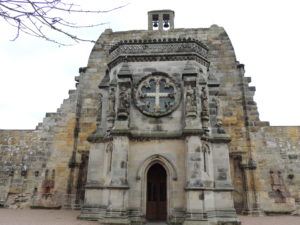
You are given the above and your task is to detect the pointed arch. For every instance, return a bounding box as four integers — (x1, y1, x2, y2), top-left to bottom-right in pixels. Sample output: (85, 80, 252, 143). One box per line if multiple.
(202, 144, 210, 173)
(106, 141, 113, 174)
(136, 154, 178, 181)
(146, 163, 167, 220)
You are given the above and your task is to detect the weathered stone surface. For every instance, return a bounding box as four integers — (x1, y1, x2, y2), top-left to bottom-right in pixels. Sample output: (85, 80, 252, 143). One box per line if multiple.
(0, 9, 299, 225)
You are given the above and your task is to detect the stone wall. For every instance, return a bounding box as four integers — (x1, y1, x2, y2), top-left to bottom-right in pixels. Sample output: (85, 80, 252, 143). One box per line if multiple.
(0, 130, 38, 207)
(0, 88, 82, 208)
(253, 126, 300, 214)
(0, 24, 299, 216)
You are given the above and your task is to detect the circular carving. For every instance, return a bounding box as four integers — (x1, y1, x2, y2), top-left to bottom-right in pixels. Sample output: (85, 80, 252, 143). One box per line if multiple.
(134, 73, 181, 117)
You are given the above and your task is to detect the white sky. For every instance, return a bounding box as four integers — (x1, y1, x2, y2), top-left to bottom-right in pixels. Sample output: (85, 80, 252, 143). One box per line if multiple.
(0, 0, 300, 129)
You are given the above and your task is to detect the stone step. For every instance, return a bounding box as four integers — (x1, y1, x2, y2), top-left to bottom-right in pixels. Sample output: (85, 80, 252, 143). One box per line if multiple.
(146, 221, 168, 225)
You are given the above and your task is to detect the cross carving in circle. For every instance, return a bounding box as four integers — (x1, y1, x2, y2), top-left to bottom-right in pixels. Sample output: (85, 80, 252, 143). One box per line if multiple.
(135, 74, 179, 117)
(144, 80, 169, 111)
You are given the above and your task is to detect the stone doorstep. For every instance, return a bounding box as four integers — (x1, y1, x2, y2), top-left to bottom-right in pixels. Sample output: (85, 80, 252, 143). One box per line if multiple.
(102, 217, 131, 225)
(146, 222, 167, 225)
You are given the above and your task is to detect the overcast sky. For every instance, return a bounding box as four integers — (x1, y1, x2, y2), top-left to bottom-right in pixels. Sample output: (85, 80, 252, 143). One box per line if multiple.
(0, 0, 299, 129)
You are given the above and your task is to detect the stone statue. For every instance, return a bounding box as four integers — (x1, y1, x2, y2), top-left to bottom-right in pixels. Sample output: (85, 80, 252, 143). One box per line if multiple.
(212, 96, 225, 134)
(216, 119, 225, 134)
(117, 86, 130, 119)
(96, 93, 103, 125)
(270, 170, 276, 186)
(108, 88, 115, 117)
(278, 171, 284, 185)
(201, 87, 209, 117)
(186, 85, 197, 117)
(212, 97, 220, 119)
(107, 88, 116, 126)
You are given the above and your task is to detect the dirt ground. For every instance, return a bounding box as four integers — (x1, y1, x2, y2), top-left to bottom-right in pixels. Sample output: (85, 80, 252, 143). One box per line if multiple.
(239, 215, 300, 225)
(0, 209, 299, 225)
(0, 209, 97, 225)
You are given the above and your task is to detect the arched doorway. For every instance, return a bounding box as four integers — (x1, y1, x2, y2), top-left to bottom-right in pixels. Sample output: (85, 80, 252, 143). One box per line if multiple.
(146, 163, 167, 221)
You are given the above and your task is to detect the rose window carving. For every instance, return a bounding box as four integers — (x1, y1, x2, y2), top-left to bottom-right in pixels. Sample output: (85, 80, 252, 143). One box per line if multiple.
(134, 74, 181, 117)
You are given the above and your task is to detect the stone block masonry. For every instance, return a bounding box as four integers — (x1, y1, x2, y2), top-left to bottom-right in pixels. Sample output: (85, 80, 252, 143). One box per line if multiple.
(0, 11, 299, 225)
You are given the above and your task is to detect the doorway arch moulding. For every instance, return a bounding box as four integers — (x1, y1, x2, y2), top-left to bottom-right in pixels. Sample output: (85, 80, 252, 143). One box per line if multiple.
(136, 154, 178, 181)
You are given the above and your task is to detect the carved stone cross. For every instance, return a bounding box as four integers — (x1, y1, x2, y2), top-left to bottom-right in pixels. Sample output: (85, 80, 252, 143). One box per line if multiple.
(144, 80, 169, 111)
(135, 74, 179, 117)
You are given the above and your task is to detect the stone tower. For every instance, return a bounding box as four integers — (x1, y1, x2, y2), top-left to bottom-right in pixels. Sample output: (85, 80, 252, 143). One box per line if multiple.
(79, 10, 240, 225)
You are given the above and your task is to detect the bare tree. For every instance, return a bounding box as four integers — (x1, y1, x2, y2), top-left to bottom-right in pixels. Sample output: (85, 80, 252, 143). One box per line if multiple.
(0, 0, 126, 45)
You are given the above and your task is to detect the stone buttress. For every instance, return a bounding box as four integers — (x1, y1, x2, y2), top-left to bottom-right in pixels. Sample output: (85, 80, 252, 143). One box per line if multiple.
(0, 10, 299, 221)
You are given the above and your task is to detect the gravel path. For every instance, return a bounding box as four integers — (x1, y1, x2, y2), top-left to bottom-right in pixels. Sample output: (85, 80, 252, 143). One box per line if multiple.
(0, 209, 98, 225)
(0, 209, 299, 225)
(239, 215, 300, 225)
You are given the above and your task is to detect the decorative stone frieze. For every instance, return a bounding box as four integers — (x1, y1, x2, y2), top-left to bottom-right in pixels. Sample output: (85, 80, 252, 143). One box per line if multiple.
(108, 38, 209, 69)
(109, 38, 208, 56)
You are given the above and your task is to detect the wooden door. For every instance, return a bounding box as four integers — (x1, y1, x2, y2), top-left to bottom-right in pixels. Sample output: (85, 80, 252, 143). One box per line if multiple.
(146, 164, 167, 221)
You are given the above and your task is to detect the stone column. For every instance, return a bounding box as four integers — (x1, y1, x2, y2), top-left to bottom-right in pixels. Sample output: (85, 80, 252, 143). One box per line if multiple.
(182, 73, 201, 132)
(238, 64, 263, 216)
(79, 142, 107, 221)
(158, 13, 163, 31)
(103, 136, 130, 225)
(240, 158, 262, 216)
(148, 13, 153, 30)
(113, 63, 132, 132)
(200, 86, 209, 133)
(101, 63, 131, 225)
(184, 136, 208, 225)
(169, 12, 175, 30)
(107, 86, 116, 129)
(209, 140, 240, 224)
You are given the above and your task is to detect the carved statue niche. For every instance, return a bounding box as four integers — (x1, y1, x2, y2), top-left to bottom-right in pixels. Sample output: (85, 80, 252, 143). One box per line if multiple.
(107, 88, 116, 120)
(202, 145, 210, 174)
(185, 84, 197, 117)
(212, 96, 225, 134)
(96, 93, 103, 126)
(268, 170, 290, 203)
(117, 85, 130, 120)
(200, 86, 209, 132)
(106, 142, 113, 175)
(200, 86, 209, 117)
(41, 169, 55, 199)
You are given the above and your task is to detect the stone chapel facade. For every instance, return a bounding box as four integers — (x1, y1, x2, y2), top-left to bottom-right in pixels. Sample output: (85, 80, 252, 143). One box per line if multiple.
(0, 9, 300, 225)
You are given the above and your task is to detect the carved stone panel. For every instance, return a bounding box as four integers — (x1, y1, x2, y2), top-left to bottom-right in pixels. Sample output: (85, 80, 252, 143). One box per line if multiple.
(134, 73, 181, 117)
(107, 87, 116, 121)
(185, 85, 197, 118)
(96, 93, 103, 125)
(200, 86, 209, 131)
(200, 87, 209, 117)
(212, 96, 225, 134)
(268, 170, 290, 203)
(117, 85, 130, 120)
